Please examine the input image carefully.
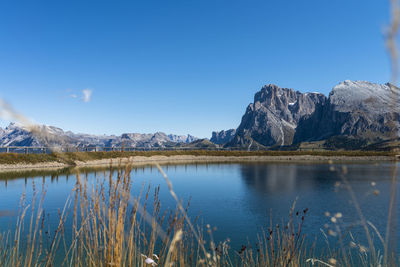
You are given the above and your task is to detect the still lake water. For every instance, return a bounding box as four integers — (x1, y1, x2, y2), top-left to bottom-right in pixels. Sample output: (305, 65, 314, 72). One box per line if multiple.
(0, 161, 399, 252)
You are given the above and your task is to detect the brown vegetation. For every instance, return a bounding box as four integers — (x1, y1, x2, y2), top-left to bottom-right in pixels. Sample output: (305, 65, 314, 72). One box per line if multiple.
(0, 150, 396, 166)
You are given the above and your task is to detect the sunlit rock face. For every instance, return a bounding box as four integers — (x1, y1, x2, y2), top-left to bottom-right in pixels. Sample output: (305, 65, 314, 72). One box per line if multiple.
(294, 81, 400, 143)
(227, 84, 326, 148)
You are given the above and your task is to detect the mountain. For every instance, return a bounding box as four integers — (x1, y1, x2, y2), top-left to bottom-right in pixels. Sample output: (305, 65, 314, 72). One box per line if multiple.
(3, 80, 397, 151)
(225, 84, 326, 148)
(119, 132, 187, 148)
(212, 80, 399, 150)
(0, 123, 74, 147)
(210, 129, 236, 145)
(293, 80, 400, 143)
(0, 123, 198, 148)
(168, 134, 197, 143)
(177, 138, 218, 149)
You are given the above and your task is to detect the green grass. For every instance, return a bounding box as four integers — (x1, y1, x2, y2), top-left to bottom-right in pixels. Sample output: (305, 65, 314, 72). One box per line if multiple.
(0, 150, 396, 166)
(0, 153, 61, 165)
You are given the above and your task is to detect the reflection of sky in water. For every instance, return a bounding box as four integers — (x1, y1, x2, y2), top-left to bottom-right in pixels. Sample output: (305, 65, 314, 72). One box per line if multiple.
(0, 162, 398, 252)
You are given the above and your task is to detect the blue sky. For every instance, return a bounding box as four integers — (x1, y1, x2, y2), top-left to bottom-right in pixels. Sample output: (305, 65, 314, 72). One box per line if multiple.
(0, 1, 393, 138)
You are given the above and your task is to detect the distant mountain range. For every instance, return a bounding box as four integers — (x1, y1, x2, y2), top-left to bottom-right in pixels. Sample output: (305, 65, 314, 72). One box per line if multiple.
(212, 80, 400, 150)
(0, 123, 198, 148)
(2, 80, 399, 151)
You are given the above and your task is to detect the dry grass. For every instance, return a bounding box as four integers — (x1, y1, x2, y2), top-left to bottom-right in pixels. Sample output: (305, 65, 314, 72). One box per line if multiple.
(0, 153, 60, 165)
(0, 163, 317, 267)
(0, 163, 399, 266)
(0, 150, 395, 166)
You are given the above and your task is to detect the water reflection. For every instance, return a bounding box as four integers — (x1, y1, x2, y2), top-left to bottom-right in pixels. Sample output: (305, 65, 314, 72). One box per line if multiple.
(239, 162, 397, 195)
(239, 162, 400, 251)
(0, 162, 399, 252)
(240, 163, 299, 193)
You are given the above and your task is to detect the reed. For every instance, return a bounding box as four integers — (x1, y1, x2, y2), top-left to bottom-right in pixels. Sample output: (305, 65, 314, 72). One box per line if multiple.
(0, 163, 398, 266)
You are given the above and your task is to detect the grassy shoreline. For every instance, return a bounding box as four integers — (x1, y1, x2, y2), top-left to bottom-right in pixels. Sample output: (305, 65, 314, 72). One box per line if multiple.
(0, 150, 396, 166)
(0, 150, 397, 173)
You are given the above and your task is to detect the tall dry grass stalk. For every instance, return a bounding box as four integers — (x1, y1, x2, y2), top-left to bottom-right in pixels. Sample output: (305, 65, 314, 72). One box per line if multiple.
(0, 162, 318, 267)
(305, 2, 400, 266)
(384, 0, 400, 265)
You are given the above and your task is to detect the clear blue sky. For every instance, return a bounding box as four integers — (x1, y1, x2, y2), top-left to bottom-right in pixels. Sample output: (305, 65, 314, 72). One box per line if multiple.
(0, 0, 393, 138)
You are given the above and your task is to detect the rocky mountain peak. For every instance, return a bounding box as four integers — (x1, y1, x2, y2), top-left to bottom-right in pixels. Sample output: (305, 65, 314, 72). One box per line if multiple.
(227, 84, 327, 147)
(254, 84, 297, 107)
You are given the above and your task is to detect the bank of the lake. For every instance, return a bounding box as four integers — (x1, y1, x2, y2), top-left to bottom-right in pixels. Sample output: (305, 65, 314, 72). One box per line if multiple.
(0, 150, 397, 172)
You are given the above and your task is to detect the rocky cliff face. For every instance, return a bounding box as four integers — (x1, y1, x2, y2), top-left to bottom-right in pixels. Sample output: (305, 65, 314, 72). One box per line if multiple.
(210, 129, 236, 145)
(294, 80, 400, 143)
(226, 84, 326, 147)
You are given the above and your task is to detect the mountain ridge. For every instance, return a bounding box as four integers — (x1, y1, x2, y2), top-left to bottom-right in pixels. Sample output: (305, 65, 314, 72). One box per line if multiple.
(0, 122, 199, 148)
(1, 80, 398, 151)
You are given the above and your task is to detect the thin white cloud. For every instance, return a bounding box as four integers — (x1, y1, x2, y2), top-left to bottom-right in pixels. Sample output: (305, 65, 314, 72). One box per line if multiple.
(66, 88, 93, 103)
(82, 89, 93, 103)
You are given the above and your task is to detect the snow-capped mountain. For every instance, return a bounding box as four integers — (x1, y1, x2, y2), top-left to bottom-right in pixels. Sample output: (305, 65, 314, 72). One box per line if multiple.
(294, 80, 400, 142)
(168, 134, 197, 143)
(0, 123, 198, 148)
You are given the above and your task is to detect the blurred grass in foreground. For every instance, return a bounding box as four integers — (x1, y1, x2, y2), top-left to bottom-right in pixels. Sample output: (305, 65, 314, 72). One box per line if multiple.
(0, 163, 398, 266)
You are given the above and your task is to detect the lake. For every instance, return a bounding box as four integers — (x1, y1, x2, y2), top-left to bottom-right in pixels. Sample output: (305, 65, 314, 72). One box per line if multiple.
(0, 161, 399, 257)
